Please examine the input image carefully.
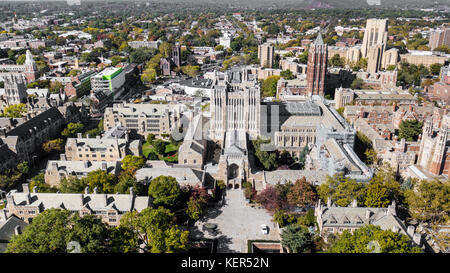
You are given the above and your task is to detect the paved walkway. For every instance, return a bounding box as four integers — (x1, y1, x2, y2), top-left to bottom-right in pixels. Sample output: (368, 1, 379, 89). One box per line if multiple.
(191, 189, 280, 253)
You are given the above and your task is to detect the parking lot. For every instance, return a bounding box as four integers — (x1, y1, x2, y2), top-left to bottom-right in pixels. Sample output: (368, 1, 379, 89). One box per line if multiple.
(190, 189, 280, 253)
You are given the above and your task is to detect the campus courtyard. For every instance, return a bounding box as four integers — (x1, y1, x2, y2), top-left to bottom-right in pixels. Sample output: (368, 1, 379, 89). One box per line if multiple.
(190, 189, 280, 253)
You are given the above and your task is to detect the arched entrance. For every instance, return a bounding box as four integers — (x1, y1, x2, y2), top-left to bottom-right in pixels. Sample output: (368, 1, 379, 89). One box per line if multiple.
(227, 164, 239, 179)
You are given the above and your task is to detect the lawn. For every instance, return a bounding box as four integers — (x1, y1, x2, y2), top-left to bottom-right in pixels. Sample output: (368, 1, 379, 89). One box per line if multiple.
(142, 141, 180, 163)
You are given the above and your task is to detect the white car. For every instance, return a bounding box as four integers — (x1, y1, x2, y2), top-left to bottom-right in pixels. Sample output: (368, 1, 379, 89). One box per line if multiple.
(261, 224, 269, 235)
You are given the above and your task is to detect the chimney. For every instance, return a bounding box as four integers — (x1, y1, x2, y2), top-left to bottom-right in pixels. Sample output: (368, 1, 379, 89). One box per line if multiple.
(60, 153, 66, 161)
(14, 225, 21, 235)
(0, 128, 6, 138)
(351, 199, 357, 207)
(327, 198, 331, 207)
(129, 187, 135, 210)
(77, 133, 82, 138)
(6, 194, 14, 206)
(387, 201, 397, 216)
(413, 233, 422, 246)
(52, 162, 58, 170)
(22, 183, 29, 194)
(84, 161, 89, 168)
(407, 226, 415, 237)
(32, 186, 37, 193)
(101, 162, 107, 170)
(365, 209, 372, 220)
(84, 186, 89, 194)
(0, 209, 7, 221)
(93, 187, 98, 194)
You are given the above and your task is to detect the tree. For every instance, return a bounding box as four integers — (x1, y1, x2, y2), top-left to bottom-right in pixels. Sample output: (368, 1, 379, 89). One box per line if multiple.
(121, 155, 145, 173)
(148, 176, 181, 207)
(287, 177, 317, 207)
(114, 170, 143, 195)
(261, 75, 280, 97)
(29, 173, 57, 193)
(433, 45, 450, 54)
(281, 224, 313, 253)
(181, 65, 200, 77)
(430, 63, 442, 76)
(119, 207, 189, 253)
(6, 209, 110, 253)
(85, 170, 118, 194)
(1, 103, 27, 118)
(329, 54, 345, 67)
(16, 161, 29, 175)
(328, 225, 421, 253)
(364, 182, 390, 208)
(297, 51, 308, 64)
(16, 54, 26, 65)
(255, 182, 292, 212)
(158, 42, 173, 58)
(398, 120, 423, 141)
(141, 68, 157, 84)
(146, 133, 156, 144)
(43, 138, 64, 153)
(152, 139, 167, 155)
(297, 209, 316, 227)
(280, 70, 294, 80)
(317, 174, 366, 207)
(49, 81, 64, 94)
(350, 78, 365, 89)
(273, 209, 295, 228)
(406, 179, 450, 224)
(67, 69, 81, 77)
(61, 123, 84, 138)
(59, 176, 89, 193)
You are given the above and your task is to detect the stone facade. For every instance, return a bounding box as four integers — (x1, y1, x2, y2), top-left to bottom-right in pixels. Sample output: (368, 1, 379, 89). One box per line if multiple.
(103, 103, 183, 138)
(4, 184, 150, 226)
(306, 34, 327, 97)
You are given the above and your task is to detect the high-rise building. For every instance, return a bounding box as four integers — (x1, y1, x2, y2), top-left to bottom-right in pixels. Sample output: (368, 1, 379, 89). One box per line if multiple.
(306, 34, 328, 97)
(258, 43, 274, 68)
(429, 28, 450, 50)
(361, 19, 388, 59)
(3, 73, 27, 106)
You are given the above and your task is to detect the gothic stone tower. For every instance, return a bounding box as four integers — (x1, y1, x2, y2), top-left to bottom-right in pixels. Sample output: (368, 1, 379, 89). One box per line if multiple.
(172, 44, 181, 68)
(23, 50, 38, 83)
(4, 73, 27, 106)
(209, 84, 260, 142)
(306, 34, 327, 97)
(418, 118, 450, 176)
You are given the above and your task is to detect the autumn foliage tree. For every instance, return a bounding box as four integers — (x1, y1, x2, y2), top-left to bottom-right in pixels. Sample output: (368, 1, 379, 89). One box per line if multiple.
(287, 177, 317, 207)
(255, 182, 292, 212)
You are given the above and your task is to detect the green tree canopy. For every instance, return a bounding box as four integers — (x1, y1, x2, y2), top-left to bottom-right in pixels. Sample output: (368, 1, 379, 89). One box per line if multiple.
(280, 70, 295, 80)
(261, 75, 280, 97)
(6, 209, 110, 253)
(406, 179, 450, 224)
(0, 103, 27, 118)
(328, 225, 421, 253)
(281, 224, 313, 253)
(148, 176, 181, 207)
(118, 207, 189, 253)
(61, 123, 85, 138)
(121, 155, 145, 173)
(398, 120, 423, 141)
(43, 138, 65, 153)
